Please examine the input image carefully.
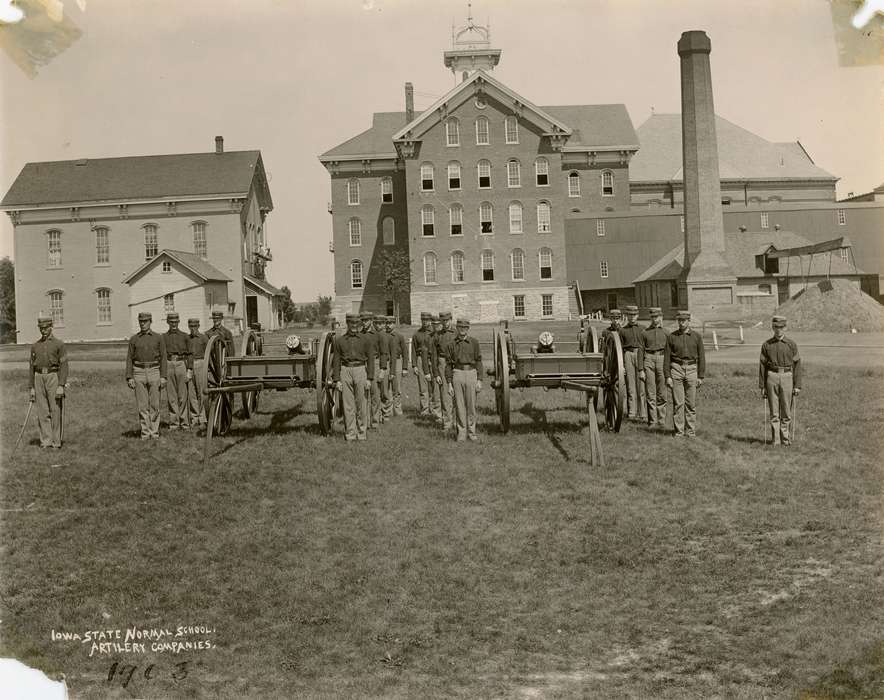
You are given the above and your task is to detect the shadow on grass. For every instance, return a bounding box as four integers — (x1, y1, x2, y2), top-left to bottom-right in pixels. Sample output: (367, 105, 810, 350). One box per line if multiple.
(725, 433, 767, 445)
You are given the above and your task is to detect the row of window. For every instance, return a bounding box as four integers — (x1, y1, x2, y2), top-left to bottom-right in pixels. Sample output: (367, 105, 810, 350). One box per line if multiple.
(443, 115, 521, 147)
(44, 222, 209, 268)
(43, 289, 182, 326)
(348, 217, 395, 247)
(419, 201, 552, 237)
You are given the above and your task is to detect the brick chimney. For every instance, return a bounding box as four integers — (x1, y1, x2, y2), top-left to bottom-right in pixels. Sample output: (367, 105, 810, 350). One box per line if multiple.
(405, 83, 414, 124)
(215, 136, 224, 154)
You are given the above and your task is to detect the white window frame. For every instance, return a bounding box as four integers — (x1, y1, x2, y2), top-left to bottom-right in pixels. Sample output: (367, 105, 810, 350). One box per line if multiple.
(507, 159, 521, 188)
(541, 294, 553, 318)
(420, 163, 435, 192)
(347, 178, 360, 205)
(568, 172, 580, 197)
(596, 220, 606, 237)
(451, 251, 465, 283)
(381, 177, 393, 203)
(447, 162, 462, 190)
(350, 260, 363, 289)
(477, 160, 491, 189)
(600, 260, 609, 279)
(479, 202, 493, 235)
(423, 252, 437, 285)
(511, 249, 525, 281)
(601, 170, 614, 196)
(537, 201, 551, 233)
(509, 201, 523, 234)
(348, 218, 362, 247)
(164, 293, 175, 312)
(143, 224, 158, 260)
(446, 118, 460, 147)
(680, 216, 685, 233)
(162, 261, 172, 273)
(421, 205, 435, 237)
(382, 217, 395, 246)
(48, 290, 64, 325)
(505, 116, 519, 144)
(449, 204, 463, 236)
(539, 248, 552, 280)
(760, 212, 769, 229)
(535, 158, 549, 186)
(47, 230, 62, 268)
(481, 249, 495, 282)
(96, 288, 112, 324)
(475, 116, 490, 145)
(513, 294, 526, 318)
(837, 209, 846, 225)
(192, 220, 207, 258)
(95, 227, 110, 265)
(840, 247, 849, 261)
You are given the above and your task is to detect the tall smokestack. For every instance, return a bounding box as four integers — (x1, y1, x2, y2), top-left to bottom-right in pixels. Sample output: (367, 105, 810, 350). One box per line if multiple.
(215, 135, 224, 154)
(405, 83, 414, 123)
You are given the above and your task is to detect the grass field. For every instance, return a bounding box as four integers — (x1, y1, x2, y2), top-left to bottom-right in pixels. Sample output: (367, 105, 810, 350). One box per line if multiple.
(0, 363, 882, 699)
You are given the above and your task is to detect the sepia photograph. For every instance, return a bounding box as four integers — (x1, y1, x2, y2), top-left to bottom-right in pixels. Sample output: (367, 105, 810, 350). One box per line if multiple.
(0, 0, 882, 697)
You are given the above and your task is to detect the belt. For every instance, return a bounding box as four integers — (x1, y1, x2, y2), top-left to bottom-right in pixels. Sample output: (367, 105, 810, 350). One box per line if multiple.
(35, 367, 59, 374)
(453, 363, 476, 370)
(644, 349, 663, 355)
(134, 361, 159, 368)
(670, 358, 696, 365)
(767, 366, 792, 373)
(342, 361, 365, 367)
(624, 347, 638, 352)
(167, 354, 185, 361)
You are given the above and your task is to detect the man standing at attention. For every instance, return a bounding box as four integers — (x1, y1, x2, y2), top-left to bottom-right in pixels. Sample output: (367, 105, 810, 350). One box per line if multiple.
(187, 318, 209, 428)
(206, 310, 234, 357)
(359, 311, 383, 428)
(384, 315, 409, 417)
(333, 313, 374, 441)
(619, 305, 644, 421)
(638, 307, 668, 429)
(29, 313, 68, 449)
(759, 315, 801, 446)
(445, 318, 483, 442)
(162, 311, 193, 430)
(126, 311, 168, 440)
(433, 310, 456, 432)
(664, 310, 705, 437)
(428, 314, 443, 422)
(411, 312, 434, 417)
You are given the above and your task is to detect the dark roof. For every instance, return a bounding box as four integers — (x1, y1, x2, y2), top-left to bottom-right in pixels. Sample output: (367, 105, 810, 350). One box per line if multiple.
(244, 274, 286, 297)
(543, 104, 638, 149)
(629, 114, 836, 182)
(1, 150, 272, 209)
(320, 112, 418, 160)
(124, 249, 231, 285)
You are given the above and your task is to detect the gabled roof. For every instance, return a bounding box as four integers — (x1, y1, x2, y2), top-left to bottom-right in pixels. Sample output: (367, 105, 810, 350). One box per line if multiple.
(629, 114, 837, 182)
(543, 105, 638, 150)
(244, 274, 286, 297)
(123, 249, 232, 285)
(1, 150, 273, 209)
(319, 112, 418, 161)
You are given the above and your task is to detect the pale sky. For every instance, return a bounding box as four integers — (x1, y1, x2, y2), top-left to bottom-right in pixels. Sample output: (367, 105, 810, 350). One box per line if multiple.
(1, 0, 881, 300)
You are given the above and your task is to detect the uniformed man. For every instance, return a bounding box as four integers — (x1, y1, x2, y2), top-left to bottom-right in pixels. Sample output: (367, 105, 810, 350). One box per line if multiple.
(664, 310, 705, 437)
(602, 309, 622, 341)
(377, 316, 394, 419)
(444, 317, 483, 442)
(206, 309, 234, 357)
(359, 311, 385, 428)
(433, 310, 456, 431)
(163, 312, 193, 430)
(428, 314, 443, 421)
(619, 305, 644, 420)
(29, 313, 68, 449)
(332, 313, 375, 440)
(759, 315, 802, 446)
(638, 307, 668, 429)
(187, 318, 209, 428)
(411, 312, 434, 417)
(125, 311, 168, 439)
(384, 315, 409, 417)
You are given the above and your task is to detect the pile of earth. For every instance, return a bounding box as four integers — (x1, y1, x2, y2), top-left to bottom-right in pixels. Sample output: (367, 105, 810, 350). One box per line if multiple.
(776, 278, 884, 332)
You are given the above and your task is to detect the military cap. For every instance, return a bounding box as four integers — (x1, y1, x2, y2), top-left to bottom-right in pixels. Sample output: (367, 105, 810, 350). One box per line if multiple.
(608, 309, 622, 319)
(345, 312, 359, 322)
(420, 311, 432, 320)
(211, 310, 224, 319)
(439, 311, 452, 320)
(772, 315, 787, 328)
(624, 305, 639, 314)
(430, 314, 441, 323)
(166, 311, 180, 321)
(187, 318, 200, 326)
(649, 307, 663, 316)
(676, 310, 691, 320)
(37, 312, 53, 326)
(359, 310, 373, 320)
(138, 311, 152, 321)
(456, 317, 470, 327)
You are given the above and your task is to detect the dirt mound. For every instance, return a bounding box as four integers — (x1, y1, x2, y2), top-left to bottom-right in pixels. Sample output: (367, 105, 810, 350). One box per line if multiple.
(776, 278, 884, 332)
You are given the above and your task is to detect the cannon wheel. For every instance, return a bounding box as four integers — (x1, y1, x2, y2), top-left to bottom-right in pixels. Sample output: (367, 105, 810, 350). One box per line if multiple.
(240, 329, 262, 419)
(494, 329, 511, 433)
(587, 324, 600, 353)
(315, 331, 336, 436)
(203, 334, 233, 462)
(602, 331, 626, 432)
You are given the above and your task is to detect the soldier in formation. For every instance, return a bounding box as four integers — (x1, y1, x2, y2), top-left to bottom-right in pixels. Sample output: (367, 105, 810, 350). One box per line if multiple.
(638, 307, 668, 429)
(206, 310, 234, 357)
(664, 310, 705, 438)
(125, 311, 167, 440)
(359, 311, 386, 428)
(384, 316, 409, 417)
(187, 318, 208, 428)
(444, 317, 483, 442)
(29, 313, 68, 449)
(618, 305, 644, 421)
(759, 314, 801, 446)
(162, 312, 193, 430)
(333, 312, 374, 440)
(433, 311, 456, 432)
(428, 314, 443, 422)
(411, 312, 434, 417)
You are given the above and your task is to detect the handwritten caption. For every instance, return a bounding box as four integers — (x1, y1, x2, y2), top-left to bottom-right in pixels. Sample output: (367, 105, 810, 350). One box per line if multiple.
(50, 624, 216, 658)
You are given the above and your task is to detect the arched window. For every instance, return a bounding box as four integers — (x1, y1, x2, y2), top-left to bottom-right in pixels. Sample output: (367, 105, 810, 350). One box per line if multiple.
(509, 201, 523, 234)
(451, 251, 465, 283)
(423, 252, 437, 284)
(539, 247, 553, 279)
(601, 170, 614, 196)
(347, 178, 360, 205)
(448, 161, 462, 190)
(507, 159, 521, 188)
(382, 217, 395, 246)
(568, 172, 580, 197)
(481, 250, 495, 281)
(537, 201, 551, 233)
(479, 202, 493, 234)
(47, 229, 62, 268)
(446, 118, 460, 146)
(449, 204, 463, 236)
(475, 116, 490, 145)
(420, 163, 435, 191)
(94, 226, 109, 264)
(505, 116, 519, 144)
(421, 205, 435, 236)
(477, 160, 491, 189)
(511, 249, 525, 281)
(348, 218, 362, 246)
(47, 290, 64, 324)
(143, 224, 158, 260)
(381, 177, 393, 203)
(535, 158, 549, 186)
(350, 260, 363, 289)
(96, 287, 112, 323)
(192, 220, 207, 257)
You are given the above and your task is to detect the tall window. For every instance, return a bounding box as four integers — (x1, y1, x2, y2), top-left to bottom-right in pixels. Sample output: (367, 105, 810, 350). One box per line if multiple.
(597, 220, 606, 237)
(680, 216, 685, 233)
(840, 247, 849, 261)
(541, 294, 553, 317)
(479, 202, 493, 234)
(446, 118, 460, 146)
(477, 160, 491, 188)
(760, 212, 769, 229)
(475, 116, 489, 145)
(422, 205, 435, 236)
(513, 295, 525, 318)
(47, 230, 62, 268)
(48, 291, 63, 325)
(481, 250, 494, 281)
(509, 201, 523, 233)
(164, 293, 175, 312)
(602, 170, 614, 196)
(568, 172, 580, 197)
(95, 227, 109, 264)
(350, 260, 363, 288)
(537, 201, 551, 233)
(162, 261, 172, 273)
(143, 224, 158, 260)
(535, 158, 549, 186)
(511, 248, 525, 281)
(193, 221, 207, 257)
(539, 248, 552, 279)
(600, 260, 609, 278)
(451, 251, 465, 283)
(347, 178, 360, 205)
(507, 159, 521, 188)
(505, 116, 519, 144)
(97, 288, 111, 323)
(421, 163, 434, 191)
(837, 209, 846, 225)
(381, 177, 393, 203)
(449, 204, 463, 236)
(423, 252, 437, 284)
(348, 218, 362, 246)
(382, 217, 395, 246)
(448, 162, 462, 190)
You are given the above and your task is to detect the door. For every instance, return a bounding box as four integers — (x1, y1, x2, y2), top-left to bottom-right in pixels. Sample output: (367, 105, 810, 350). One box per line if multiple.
(776, 279, 790, 305)
(246, 295, 258, 328)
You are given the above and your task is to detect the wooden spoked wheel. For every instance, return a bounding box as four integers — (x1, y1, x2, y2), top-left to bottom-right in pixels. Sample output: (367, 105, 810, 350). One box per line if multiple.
(601, 331, 626, 432)
(578, 322, 600, 354)
(240, 329, 262, 418)
(315, 331, 336, 436)
(205, 334, 233, 436)
(494, 329, 511, 433)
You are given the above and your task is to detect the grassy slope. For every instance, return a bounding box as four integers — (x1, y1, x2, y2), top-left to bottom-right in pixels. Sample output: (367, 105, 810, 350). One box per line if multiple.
(0, 365, 881, 699)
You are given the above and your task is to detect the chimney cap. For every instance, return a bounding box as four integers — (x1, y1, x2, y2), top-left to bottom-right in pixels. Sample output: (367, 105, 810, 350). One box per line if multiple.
(677, 30, 711, 56)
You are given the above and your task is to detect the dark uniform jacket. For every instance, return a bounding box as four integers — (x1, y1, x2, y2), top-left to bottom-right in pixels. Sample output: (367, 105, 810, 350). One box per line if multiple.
(163, 328, 193, 370)
(433, 328, 456, 378)
(333, 330, 375, 382)
(126, 329, 168, 379)
(411, 327, 433, 375)
(619, 322, 643, 351)
(637, 325, 668, 366)
(360, 328, 388, 371)
(663, 328, 705, 379)
(189, 332, 209, 361)
(207, 323, 235, 356)
(388, 330, 409, 369)
(759, 336, 802, 389)
(444, 335, 484, 383)
(29, 334, 69, 388)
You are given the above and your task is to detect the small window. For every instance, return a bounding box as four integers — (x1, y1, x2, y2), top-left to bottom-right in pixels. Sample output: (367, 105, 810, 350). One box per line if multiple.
(421, 163, 435, 191)
(481, 250, 494, 281)
(97, 288, 112, 323)
(602, 170, 614, 196)
(568, 172, 580, 197)
(47, 230, 62, 268)
(349, 218, 362, 246)
(475, 116, 490, 145)
(513, 295, 526, 318)
(381, 177, 393, 203)
(541, 294, 553, 318)
(347, 179, 360, 205)
(422, 205, 435, 237)
(511, 248, 525, 281)
(608, 292, 619, 310)
(597, 220, 606, 237)
(162, 260, 172, 273)
(446, 118, 460, 147)
(48, 290, 64, 325)
(193, 221, 207, 257)
(600, 260, 609, 278)
(535, 158, 549, 186)
(448, 162, 461, 190)
(509, 202, 523, 234)
(382, 217, 395, 246)
(95, 227, 109, 264)
(758, 283, 772, 294)
(505, 116, 519, 144)
(680, 216, 685, 233)
(837, 209, 846, 225)
(479, 202, 493, 234)
(760, 212, 769, 229)
(840, 248, 849, 261)
(721, 197, 731, 206)
(669, 282, 679, 308)
(350, 260, 363, 288)
(539, 248, 552, 280)
(449, 204, 463, 236)
(164, 293, 175, 312)
(537, 202, 551, 233)
(451, 251, 465, 283)
(507, 159, 521, 188)
(764, 256, 779, 274)
(143, 224, 158, 260)
(423, 252, 437, 284)
(477, 160, 491, 189)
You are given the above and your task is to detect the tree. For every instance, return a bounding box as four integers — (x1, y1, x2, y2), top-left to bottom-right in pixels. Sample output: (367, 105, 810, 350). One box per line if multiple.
(279, 285, 296, 324)
(378, 249, 411, 323)
(316, 295, 332, 326)
(0, 257, 15, 343)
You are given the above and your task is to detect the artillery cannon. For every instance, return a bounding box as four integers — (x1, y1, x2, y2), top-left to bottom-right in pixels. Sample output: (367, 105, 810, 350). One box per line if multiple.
(201, 328, 339, 460)
(488, 319, 625, 466)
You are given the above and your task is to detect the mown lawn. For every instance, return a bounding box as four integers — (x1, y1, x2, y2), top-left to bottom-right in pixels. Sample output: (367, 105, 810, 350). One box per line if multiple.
(0, 364, 881, 699)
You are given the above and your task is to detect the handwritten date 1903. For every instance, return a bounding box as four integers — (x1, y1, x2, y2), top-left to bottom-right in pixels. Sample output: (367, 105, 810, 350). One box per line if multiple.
(107, 661, 189, 688)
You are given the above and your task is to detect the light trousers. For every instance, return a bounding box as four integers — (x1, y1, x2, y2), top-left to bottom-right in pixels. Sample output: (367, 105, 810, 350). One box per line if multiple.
(166, 359, 188, 427)
(34, 371, 62, 447)
(643, 353, 667, 426)
(341, 365, 368, 440)
(670, 363, 698, 436)
(134, 365, 161, 438)
(452, 368, 478, 440)
(188, 358, 206, 424)
(765, 370, 794, 443)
